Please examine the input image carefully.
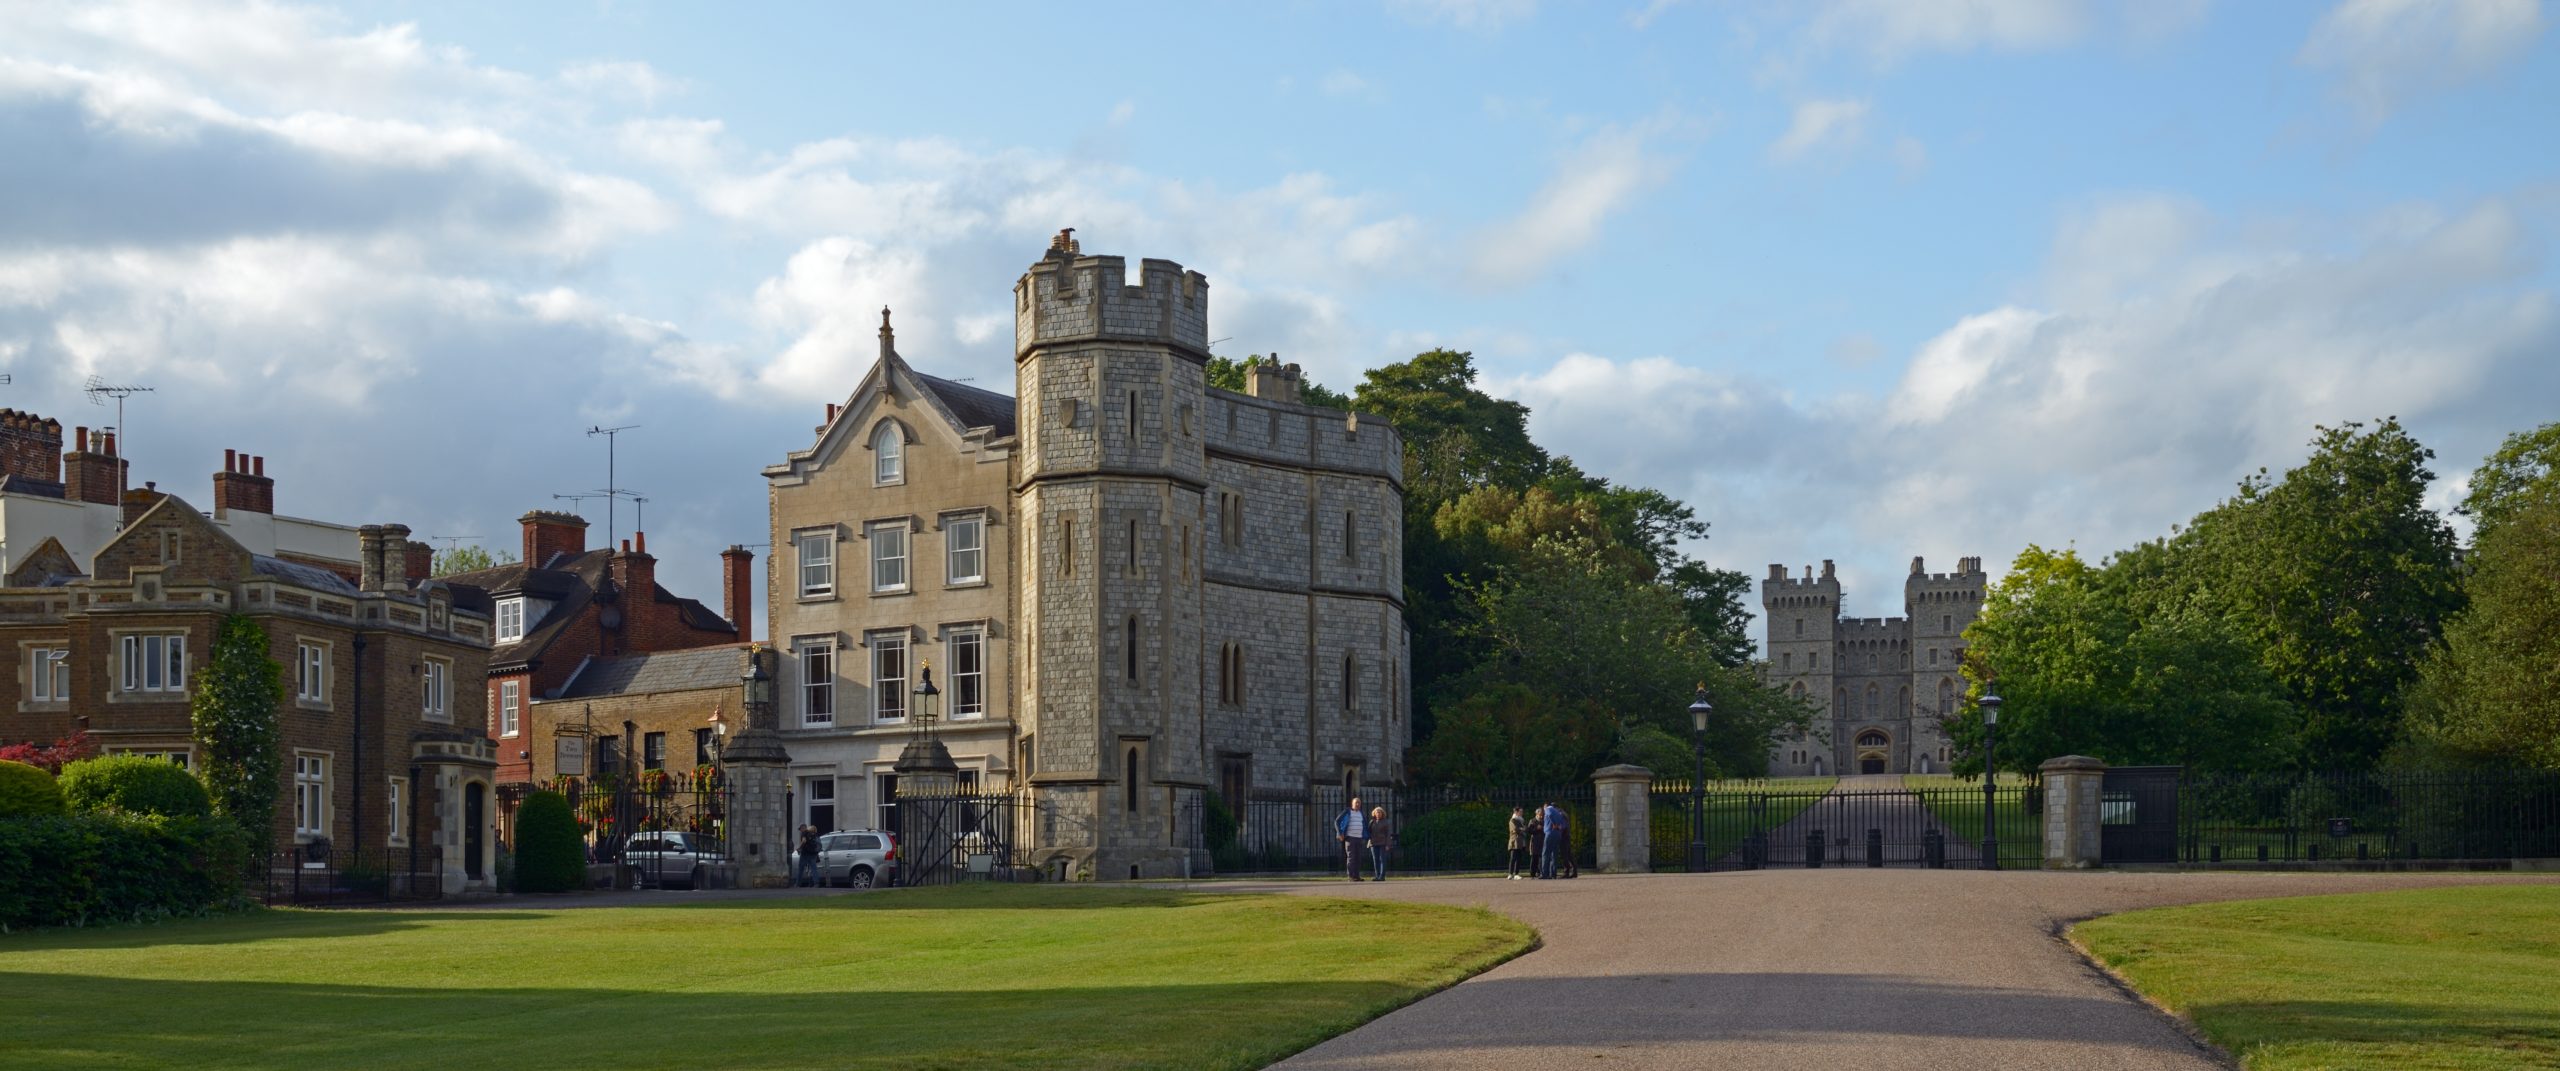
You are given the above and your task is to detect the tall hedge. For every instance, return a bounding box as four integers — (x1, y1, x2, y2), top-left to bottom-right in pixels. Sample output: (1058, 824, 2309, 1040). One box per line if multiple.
(0, 813, 251, 929)
(0, 759, 64, 819)
(513, 790, 588, 893)
(59, 756, 212, 818)
(191, 614, 285, 856)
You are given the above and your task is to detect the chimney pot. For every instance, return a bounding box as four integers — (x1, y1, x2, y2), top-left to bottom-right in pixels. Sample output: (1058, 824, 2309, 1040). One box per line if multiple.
(224, 448, 236, 472)
(252, 456, 264, 477)
(721, 544, 756, 643)
(76, 427, 88, 452)
(635, 531, 647, 555)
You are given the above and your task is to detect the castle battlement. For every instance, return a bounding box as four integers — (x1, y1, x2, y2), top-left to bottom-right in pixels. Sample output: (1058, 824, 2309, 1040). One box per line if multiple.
(1014, 230, 1210, 359)
(1765, 552, 1984, 778)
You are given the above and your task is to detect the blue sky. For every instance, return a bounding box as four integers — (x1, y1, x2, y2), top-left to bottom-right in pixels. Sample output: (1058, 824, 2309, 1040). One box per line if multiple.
(3, 0, 2555, 634)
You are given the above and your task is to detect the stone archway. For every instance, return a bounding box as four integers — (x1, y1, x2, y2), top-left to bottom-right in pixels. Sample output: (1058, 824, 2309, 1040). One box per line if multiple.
(1855, 729, 1890, 775)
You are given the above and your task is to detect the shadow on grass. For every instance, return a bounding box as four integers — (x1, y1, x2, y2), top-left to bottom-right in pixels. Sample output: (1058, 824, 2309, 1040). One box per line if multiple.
(0, 910, 558, 949)
(670, 884, 1243, 911)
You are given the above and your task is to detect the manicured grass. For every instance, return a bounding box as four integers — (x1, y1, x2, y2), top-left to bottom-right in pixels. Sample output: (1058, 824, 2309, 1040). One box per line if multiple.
(0, 884, 1533, 1071)
(2074, 885, 2560, 1070)
(1903, 774, 2039, 848)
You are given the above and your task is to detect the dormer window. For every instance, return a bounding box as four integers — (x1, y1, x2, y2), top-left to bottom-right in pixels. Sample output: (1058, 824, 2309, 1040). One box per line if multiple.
(874, 423, 904, 485)
(495, 598, 526, 642)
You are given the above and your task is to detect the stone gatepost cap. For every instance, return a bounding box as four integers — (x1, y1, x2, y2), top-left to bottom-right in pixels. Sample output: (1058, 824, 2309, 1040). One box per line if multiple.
(2039, 755, 2107, 773)
(1591, 764, 1655, 782)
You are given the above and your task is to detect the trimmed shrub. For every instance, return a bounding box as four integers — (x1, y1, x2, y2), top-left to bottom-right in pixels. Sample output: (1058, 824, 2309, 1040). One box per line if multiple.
(0, 812, 252, 929)
(513, 790, 588, 893)
(0, 759, 65, 819)
(58, 756, 213, 818)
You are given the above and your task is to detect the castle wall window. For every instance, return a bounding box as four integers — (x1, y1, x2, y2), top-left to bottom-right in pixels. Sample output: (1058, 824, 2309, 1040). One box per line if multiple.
(1127, 390, 1141, 440)
(1061, 516, 1076, 577)
(30, 646, 68, 703)
(1125, 745, 1143, 814)
(118, 633, 186, 694)
(499, 680, 520, 737)
(1939, 678, 1955, 715)
(1943, 614, 1952, 631)
(1127, 519, 1140, 573)
(1220, 492, 1243, 548)
(945, 514, 985, 585)
(797, 638, 836, 727)
(1866, 685, 1879, 717)
(949, 628, 986, 718)
(1341, 653, 1358, 712)
(1794, 618, 1803, 637)
(870, 633, 907, 722)
(1782, 652, 1793, 671)
(1344, 511, 1357, 561)
(1929, 648, 1938, 665)
(1125, 616, 1140, 681)
(1856, 730, 1889, 748)
(869, 522, 908, 593)
(873, 423, 904, 485)
(795, 530, 836, 598)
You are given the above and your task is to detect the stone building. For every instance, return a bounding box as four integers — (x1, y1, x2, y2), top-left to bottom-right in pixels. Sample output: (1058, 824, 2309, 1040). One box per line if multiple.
(439, 511, 749, 783)
(1761, 556, 1985, 776)
(2, 490, 498, 894)
(763, 232, 1409, 879)
(521, 643, 752, 786)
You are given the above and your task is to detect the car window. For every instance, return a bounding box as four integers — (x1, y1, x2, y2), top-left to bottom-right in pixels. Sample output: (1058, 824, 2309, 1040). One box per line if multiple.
(852, 834, 882, 851)
(629, 838, 660, 853)
(820, 835, 847, 851)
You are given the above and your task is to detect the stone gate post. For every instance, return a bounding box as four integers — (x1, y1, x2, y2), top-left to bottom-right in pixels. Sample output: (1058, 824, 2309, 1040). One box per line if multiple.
(1592, 764, 1654, 874)
(2040, 755, 2106, 869)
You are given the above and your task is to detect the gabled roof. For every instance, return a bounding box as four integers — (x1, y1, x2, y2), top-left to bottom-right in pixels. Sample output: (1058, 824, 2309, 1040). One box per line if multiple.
(555, 644, 750, 699)
(5, 535, 81, 587)
(912, 369, 1018, 438)
(440, 547, 736, 672)
(766, 347, 1019, 482)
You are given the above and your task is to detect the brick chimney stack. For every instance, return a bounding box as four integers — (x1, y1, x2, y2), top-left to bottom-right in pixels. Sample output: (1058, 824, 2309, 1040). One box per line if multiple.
(404, 540, 435, 584)
(1245, 358, 1303, 405)
(358, 525, 388, 592)
(0, 409, 64, 486)
(63, 426, 127, 506)
(609, 532, 657, 611)
(212, 449, 276, 517)
(121, 482, 164, 528)
(519, 510, 588, 568)
(721, 544, 755, 643)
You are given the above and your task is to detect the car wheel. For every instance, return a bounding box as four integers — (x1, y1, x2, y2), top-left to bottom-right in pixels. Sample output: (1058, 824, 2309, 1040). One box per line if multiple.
(849, 866, 874, 889)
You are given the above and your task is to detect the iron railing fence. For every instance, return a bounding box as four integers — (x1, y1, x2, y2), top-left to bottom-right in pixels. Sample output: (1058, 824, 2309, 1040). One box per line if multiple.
(896, 787, 1036, 886)
(1646, 775, 2045, 871)
(260, 843, 444, 906)
(496, 774, 734, 871)
(2180, 769, 2560, 864)
(1214, 784, 1599, 875)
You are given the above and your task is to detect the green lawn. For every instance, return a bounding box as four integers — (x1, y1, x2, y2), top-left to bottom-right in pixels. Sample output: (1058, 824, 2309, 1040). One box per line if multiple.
(1647, 777, 1837, 868)
(1903, 774, 2040, 857)
(0, 884, 1533, 1071)
(2074, 885, 2560, 1070)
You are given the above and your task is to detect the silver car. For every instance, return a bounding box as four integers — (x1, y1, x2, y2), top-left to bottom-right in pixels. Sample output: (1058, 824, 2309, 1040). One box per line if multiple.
(818, 829, 898, 888)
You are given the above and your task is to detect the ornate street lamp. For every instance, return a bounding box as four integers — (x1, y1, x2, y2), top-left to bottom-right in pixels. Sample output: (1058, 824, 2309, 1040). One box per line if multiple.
(912, 661, 942, 746)
(1687, 685, 1713, 873)
(1979, 692, 2003, 871)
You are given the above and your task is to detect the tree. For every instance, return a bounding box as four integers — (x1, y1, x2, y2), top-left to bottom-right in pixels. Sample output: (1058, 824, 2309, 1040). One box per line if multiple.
(191, 614, 285, 854)
(513, 790, 589, 893)
(433, 543, 517, 576)
(2458, 421, 2560, 538)
(2405, 444, 2560, 768)
(1205, 353, 1350, 409)
(1353, 349, 1549, 508)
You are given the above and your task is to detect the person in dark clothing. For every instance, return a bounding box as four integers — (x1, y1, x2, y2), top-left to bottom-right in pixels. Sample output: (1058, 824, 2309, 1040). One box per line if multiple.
(795, 825, 820, 887)
(1526, 810, 1546, 878)
(1506, 807, 1530, 880)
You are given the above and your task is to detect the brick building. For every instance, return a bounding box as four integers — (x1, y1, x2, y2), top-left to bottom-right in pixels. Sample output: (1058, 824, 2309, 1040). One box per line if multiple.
(763, 232, 1409, 879)
(441, 511, 751, 783)
(2, 490, 498, 894)
(520, 643, 752, 786)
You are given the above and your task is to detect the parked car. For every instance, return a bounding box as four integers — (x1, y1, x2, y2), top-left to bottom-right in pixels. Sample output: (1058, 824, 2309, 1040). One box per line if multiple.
(818, 829, 899, 888)
(623, 830, 725, 890)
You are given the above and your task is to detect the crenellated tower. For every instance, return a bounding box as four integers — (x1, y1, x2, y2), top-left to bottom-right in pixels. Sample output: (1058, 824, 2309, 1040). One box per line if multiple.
(1902, 555, 1987, 771)
(1761, 560, 1841, 775)
(1012, 229, 1212, 879)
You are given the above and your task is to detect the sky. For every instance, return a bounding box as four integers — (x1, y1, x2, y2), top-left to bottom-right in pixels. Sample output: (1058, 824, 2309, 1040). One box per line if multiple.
(2, 0, 2555, 641)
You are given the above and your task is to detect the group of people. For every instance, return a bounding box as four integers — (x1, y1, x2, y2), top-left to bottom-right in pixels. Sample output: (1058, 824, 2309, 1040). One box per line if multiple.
(1333, 797, 1578, 882)
(1507, 802, 1575, 880)
(1334, 798, 1395, 881)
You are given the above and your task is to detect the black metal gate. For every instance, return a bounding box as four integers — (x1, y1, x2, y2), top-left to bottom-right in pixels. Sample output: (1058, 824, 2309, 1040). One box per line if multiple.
(1647, 777, 2043, 871)
(896, 789, 1028, 886)
(2099, 766, 2180, 864)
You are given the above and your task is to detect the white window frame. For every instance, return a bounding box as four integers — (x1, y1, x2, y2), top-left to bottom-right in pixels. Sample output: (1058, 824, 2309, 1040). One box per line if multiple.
(869, 521, 909, 594)
(871, 632, 908, 723)
(296, 640, 330, 704)
(948, 628, 986, 719)
(795, 529, 836, 599)
(494, 598, 526, 642)
(386, 775, 409, 847)
(293, 751, 330, 843)
(118, 633, 188, 694)
(945, 513, 985, 585)
(30, 645, 69, 703)
(499, 680, 521, 738)
(422, 657, 451, 722)
(873, 422, 904, 486)
(797, 637, 836, 728)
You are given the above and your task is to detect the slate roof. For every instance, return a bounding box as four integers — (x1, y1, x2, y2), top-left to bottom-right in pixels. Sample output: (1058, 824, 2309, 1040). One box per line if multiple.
(912, 369, 1018, 438)
(439, 547, 736, 671)
(252, 554, 359, 594)
(556, 644, 750, 699)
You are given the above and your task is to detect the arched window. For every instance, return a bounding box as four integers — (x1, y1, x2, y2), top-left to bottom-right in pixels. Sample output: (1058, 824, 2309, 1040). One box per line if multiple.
(1856, 730, 1888, 748)
(1790, 681, 1806, 700)
(1899, 685, 1909, 717)
(1938, 678, 1954, 715)
(1125, 617, 1139, 681)
(873, 423, 903, 485)
(1866, 684, 1879, 717)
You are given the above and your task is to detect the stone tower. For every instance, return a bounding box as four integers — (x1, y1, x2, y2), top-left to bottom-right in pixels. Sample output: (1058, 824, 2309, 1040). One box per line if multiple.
(1762, 561, 1840, 775)
(1012, 229, 1213, 879)
(1902, 555, 1987, 772)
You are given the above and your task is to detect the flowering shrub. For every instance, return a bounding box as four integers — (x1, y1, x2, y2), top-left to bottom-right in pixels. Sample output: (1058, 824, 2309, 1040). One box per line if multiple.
(0, 732, 98, 775)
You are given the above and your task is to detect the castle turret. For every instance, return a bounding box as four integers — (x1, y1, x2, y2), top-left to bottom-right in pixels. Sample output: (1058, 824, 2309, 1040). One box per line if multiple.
(1762, 561, 1842, 776)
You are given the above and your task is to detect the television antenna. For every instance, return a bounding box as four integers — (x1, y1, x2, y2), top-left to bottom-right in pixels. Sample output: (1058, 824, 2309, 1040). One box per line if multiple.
(84, 376, 154, 460)
(586, 424, 640, 548)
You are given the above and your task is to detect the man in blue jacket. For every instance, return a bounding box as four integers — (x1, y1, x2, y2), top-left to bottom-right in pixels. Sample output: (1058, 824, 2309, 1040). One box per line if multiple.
(1540, 802, 1566, 879)
(1335, 796, 1368, 881)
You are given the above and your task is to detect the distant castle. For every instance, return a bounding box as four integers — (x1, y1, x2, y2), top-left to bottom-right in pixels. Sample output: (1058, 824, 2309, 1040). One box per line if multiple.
(1761, 556, 1985, 776)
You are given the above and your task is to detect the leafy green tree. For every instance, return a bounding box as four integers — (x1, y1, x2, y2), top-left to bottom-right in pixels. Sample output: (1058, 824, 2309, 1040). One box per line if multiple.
(1353, 349, 1550, 507)
(512, 790, 589, 893)
(433, 543, 518, 576)
(191, 614, 285, 854)
(2406, 441, 2560, 767)
(1412, 684, 1616, 787)
(2458, 421, 2560, 538)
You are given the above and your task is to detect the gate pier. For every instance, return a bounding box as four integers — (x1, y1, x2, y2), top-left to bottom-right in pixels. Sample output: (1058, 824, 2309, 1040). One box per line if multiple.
(2040, 756, 2105, 868)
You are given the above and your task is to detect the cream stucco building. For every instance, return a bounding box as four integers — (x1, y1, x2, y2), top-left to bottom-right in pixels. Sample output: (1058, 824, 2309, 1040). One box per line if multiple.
(763, 233, 1409, 879)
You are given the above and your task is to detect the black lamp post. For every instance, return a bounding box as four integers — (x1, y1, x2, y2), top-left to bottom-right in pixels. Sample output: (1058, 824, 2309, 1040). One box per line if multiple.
(1979, 692, 2002, 871)
(1687, 686, 1713, 873)
(913, 661, 941, 742)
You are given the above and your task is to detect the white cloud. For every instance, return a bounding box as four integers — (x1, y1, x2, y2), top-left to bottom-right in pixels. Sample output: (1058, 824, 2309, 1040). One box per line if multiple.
(1806, 0, 2091, 61)
(1389, 0, 1537, 30)
(2299, 0, 2546, 121)
(559, 60, 682, 105)
(1469, 120, 1679, 287)
(1770, 98, 1870, 161)
(1320, 69, 1374, 98)
(1892, 134, 1929, 177)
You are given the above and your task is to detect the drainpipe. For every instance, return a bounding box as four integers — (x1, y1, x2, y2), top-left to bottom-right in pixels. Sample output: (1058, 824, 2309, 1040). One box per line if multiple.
(353, 631, 367, 863)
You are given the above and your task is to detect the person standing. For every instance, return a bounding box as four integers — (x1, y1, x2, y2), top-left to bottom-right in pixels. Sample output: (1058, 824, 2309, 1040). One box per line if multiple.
(1559, 806, 1578, 879)
(1506, 806, 1530, 880)
(1540, 801, 1565, 879)
(1368, 805, 1393, 882)
(795, 825, 821, 888)
(1335, 796, 1369, 881)
(1526, 808, 1546, 878)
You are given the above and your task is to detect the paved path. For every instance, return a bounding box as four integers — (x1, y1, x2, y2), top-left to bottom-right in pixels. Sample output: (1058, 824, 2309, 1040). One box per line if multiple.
(1213, 868, 2560, 1070)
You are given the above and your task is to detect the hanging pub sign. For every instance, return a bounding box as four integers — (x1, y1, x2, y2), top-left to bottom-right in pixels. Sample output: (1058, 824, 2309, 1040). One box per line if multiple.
(557, 736, 588, 778)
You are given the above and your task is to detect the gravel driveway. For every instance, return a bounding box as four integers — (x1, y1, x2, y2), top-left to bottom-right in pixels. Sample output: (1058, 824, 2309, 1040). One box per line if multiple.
(1216, 868, 2560, 1070)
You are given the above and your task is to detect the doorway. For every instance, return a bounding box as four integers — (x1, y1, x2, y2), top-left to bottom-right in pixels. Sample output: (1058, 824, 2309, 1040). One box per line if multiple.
(1860, 756, 1886, 775)
(464, 782, 486, 881)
